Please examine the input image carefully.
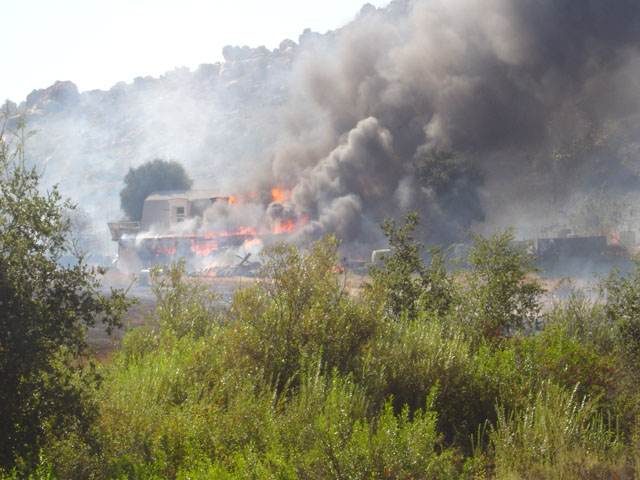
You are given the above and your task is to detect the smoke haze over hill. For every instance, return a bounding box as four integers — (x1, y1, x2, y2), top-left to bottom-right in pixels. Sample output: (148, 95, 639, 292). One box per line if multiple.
(6, 0, 640, 256)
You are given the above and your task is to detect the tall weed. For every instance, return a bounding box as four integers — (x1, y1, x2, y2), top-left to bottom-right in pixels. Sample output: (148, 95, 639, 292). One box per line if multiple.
(363, 315, 499, 449)
(491, 380, 623, 479)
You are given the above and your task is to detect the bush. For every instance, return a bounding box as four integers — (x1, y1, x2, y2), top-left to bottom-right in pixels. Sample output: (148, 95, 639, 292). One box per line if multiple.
(149, 260, 219, 339)
(227, 236, 379, 391)
(545, 284, 616, 355)
(363, 315, 506, 450)
(368, 212, 455, 318)
(460, 228, 544, 341)
(193, 369, 459, 479)
(599, 263, 640, 379)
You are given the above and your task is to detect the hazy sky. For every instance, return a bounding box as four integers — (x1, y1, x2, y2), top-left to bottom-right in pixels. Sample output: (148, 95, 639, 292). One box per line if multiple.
(3, 0, 389, 104)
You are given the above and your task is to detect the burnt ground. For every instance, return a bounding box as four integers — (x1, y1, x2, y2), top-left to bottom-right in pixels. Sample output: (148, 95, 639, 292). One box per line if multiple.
(87, 295, 154, 363)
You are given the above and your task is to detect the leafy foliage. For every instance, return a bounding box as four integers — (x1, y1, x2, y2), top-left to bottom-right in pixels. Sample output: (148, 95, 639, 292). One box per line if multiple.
(148, 260, 219, 339)
(0, 116, 129, 470)
(461, 228, 544, 341)
(600, 263, 640, 379)
(119, 157, 192, 221)
(412, 148, 485, 240)
(491, 381, 623, 479)
(369, 211, 454, 318)
(227, 236, 379, 391)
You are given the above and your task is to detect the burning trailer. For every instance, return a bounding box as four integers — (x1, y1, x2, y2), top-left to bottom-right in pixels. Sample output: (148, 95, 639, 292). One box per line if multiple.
(116, 232, 262, 275)
(525, 231, 636, 261)
(108, 189, 302, 277)
(512, 230, 638, 275)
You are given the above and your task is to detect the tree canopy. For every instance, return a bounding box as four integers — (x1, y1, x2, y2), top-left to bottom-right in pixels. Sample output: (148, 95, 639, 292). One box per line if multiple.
(412, 148, 485, 242)
(119, 157, 193, 221)
(0, 115, 129, 468)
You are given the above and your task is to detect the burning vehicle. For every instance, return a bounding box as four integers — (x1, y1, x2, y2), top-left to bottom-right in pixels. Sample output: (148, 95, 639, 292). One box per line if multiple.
(510, 230, 638, 276)
(525, 231, 635, 260)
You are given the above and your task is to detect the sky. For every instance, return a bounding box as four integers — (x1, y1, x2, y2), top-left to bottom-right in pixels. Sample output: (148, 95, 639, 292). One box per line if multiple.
(2, 0, 390, 104)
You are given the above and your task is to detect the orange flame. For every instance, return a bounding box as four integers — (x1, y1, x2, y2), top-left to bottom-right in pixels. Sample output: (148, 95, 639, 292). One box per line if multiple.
(221, 226, 261, 237)
(271, 188, 291, 203)
(607, 232, 621, 245)
(273, 218, 295, 234)
(198, 262, 221, 277)
(190, 238, 218, 256)
(271, 215, 309, 235)
(228, 196, 236, 205)
(244, 237, 263, 250)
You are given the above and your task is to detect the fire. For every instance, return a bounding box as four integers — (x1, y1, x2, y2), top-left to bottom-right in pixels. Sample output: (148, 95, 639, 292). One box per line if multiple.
(271, 188, 291, 203)
(190, 237, 218, 256)
(127, 189, 313, 273)
(244, 237, 263, 250)
(202, 268, 217, 278)
(273, 218, 295, 234)
(607, 232, 621, 245)
(272, 214, 309, 235)
(222, 226, 261, 237)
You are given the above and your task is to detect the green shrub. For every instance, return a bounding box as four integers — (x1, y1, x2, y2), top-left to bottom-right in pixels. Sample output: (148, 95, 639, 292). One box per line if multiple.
(362, 315, 500, 450)
(209, 369, 459, 479)
(599, 263, 640, 379)
(95, 330, 278, 479)
(534, 323, 617, 406)
(95, 349, 462, 479)
(545, 284, 616, 355)
(460, 228, 543, 342)
(368, 212, 455, 318)
(226, 236, 379, 391)
(301, 394, 459, 479)
(149, 260, 219, 339)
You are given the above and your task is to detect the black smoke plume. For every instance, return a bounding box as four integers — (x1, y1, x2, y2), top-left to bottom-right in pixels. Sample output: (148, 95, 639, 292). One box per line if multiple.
(265, 0, 640, 251)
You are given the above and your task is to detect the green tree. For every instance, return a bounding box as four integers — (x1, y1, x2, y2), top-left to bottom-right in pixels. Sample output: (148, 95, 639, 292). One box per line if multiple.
(369, 212, 454, 319)
(462, 229, 543, 341)
(0, 115, 129, 470)
(119, 157, 192, 221)
(569, 187, 631, 236)
(412, 148, 485, 241)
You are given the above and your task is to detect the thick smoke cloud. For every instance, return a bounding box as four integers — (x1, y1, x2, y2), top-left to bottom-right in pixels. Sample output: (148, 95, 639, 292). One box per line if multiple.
(265, 0, 640, 249)
(13, 0, 640, 258)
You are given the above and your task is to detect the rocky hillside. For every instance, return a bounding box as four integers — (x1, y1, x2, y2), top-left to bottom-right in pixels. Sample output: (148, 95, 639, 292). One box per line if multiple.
(4, 36, 305, 221)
